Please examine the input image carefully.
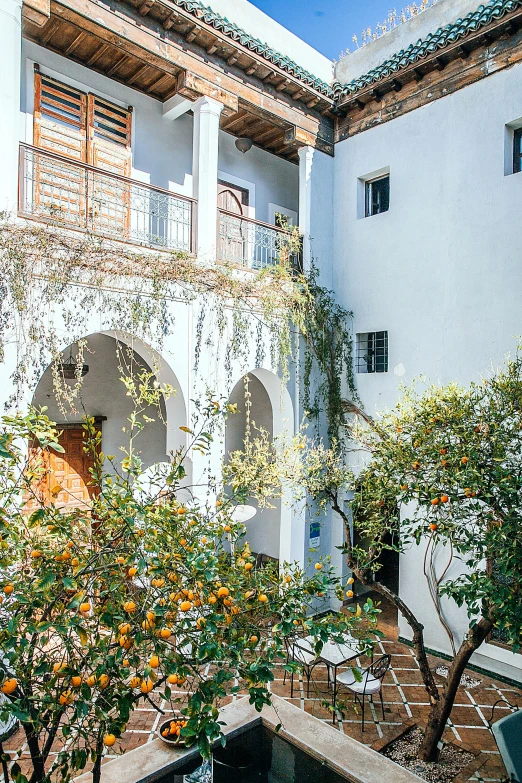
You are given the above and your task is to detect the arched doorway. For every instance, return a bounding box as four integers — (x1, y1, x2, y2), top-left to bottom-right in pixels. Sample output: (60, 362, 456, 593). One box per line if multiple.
(30, 332, 185, 511)
(225, 370, 298, 565)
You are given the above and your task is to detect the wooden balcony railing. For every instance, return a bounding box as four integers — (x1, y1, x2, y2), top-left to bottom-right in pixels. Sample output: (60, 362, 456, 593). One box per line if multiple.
(18, 144, 196, 254)
(217, 209, 301, 270)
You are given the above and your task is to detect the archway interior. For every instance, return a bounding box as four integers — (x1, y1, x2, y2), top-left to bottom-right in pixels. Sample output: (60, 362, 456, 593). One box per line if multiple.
(225, 373, 280, 562)
(32, 333, 168, 478)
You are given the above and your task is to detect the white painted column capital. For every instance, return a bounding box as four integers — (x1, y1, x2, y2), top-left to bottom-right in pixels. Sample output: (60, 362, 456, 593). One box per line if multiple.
(0, 0, 22, 214)
(298, 145, 315, 271)
(192, 95, 224, 263)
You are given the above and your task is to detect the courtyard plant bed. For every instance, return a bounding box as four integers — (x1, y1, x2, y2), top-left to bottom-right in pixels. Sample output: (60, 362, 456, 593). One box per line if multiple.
(376, 722, 483, 783)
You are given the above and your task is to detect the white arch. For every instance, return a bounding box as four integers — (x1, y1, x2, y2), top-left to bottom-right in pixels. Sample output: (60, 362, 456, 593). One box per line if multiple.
(228, 368, 305, 568)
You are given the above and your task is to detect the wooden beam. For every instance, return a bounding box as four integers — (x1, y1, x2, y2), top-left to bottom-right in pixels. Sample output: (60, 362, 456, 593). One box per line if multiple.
(128, 62, 150, 85)
(106, 53, 129, 77)
(176, 70, 238, 112)
(220, 110, 249, 132)
(86, 42, 109, 66)
(23, 0, 51, 27)
(253, 126, 283, 144)
(39, 16, 59, 45)
(227, 53, 238, 66)
(391, 79, 403, 93)
(162, 11, 178, 30)
(306, 97, 320, 109)
(50, 0, 334, 153)
(147, 71, 172, 93)
(262, 70, 275, 83)
(138, 0, 155, 16)
(245, 63, 258, 76)
(206, 43, 218, 55)
(185, 25, 200, 43)
(275, 78, 290, 92)
(64, 29, 86, 54)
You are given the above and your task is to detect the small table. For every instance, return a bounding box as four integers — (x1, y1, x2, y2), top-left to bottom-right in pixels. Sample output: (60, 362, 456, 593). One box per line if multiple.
(295, 634, 361, 722)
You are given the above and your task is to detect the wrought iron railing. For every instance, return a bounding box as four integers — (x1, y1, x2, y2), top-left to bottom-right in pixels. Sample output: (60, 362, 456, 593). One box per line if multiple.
(18, 144, 195, 254)
(217, 209, 301, 270)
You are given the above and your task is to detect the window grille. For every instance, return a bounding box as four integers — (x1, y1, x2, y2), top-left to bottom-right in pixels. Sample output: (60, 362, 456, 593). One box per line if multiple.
(514, 128, 522, 174)
(365, 175, 390, 216)
(356, 331, 388, 374)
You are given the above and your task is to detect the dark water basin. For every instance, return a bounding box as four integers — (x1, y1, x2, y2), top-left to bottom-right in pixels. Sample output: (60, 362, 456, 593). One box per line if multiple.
(157, 724, 351, 783)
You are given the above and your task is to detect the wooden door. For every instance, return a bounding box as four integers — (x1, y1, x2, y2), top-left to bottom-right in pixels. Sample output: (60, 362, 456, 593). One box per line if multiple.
(217, 181, 249, 264)
(87, 94, 132, 237)
(25, 426, 100, 513)
(33, 73, 87, 224)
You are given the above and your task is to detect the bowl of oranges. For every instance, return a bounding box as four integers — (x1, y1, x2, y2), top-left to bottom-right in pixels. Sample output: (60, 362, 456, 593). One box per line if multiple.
(157, 713, 188, 746)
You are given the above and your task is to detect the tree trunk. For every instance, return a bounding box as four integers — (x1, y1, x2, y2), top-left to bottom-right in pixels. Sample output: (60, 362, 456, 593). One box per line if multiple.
(0, 742, 10, 783)
(419, 617, 493, 761)
(25, 724, 45, 783)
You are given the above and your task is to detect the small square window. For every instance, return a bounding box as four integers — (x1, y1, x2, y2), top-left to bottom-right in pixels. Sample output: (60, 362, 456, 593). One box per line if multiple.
(365, 175, 390, 217)
(514, 128, 522, 174)
(356, 331, 388, 374)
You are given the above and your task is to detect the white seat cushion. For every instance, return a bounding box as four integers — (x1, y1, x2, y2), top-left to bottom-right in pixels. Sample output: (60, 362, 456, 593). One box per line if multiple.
(337, 668, 382, 695)
(291, 645, 317, 666)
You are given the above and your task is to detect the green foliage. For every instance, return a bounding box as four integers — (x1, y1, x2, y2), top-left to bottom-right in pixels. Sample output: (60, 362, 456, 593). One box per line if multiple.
(0, 378, 374, 782)
(348, 354, 522, 650)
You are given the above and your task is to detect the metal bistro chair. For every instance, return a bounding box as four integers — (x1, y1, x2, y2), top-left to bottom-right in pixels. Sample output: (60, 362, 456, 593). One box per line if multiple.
(334, 654, 391, 730)
(488, 700, 522, 783)
(283, 637, 322, 698)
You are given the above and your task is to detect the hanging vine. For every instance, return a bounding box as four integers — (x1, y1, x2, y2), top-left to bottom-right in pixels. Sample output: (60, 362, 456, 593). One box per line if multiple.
(0, 215, 357, 442)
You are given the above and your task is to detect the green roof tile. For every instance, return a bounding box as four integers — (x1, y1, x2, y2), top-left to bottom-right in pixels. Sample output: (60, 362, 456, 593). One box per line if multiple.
(172, 0, 334, 96)
(332, 0, 522, 97)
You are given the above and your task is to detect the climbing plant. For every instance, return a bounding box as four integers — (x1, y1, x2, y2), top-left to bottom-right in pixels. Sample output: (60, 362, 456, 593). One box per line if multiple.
(0, 216, 356, 443)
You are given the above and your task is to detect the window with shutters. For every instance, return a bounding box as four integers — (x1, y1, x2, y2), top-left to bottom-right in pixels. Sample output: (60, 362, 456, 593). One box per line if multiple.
(31, 71, 132, 233)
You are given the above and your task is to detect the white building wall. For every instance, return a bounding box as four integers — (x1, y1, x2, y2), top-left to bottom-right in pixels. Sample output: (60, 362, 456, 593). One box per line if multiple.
(332, 59, 522, 681)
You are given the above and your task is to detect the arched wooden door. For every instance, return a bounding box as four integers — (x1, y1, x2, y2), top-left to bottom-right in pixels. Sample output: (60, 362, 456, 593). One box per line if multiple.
(217, 181, 249, 264)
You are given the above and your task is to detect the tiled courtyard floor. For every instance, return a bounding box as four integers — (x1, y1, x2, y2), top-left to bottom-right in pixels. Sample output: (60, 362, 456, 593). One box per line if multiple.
(3, 638, 520, 781)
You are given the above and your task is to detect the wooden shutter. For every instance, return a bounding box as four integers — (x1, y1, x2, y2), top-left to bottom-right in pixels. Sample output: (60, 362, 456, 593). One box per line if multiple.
(87, 94, 132, 235)
(34, 72, 87, 161)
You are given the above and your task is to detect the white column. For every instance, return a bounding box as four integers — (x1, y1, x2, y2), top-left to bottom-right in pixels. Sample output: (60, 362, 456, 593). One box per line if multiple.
(0, 0, 22, 214)
(192, 96, 223, 263)
(298, 145, 315, 272)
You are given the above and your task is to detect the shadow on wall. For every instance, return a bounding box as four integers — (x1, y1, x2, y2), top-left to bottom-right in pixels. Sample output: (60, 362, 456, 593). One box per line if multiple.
(225, 373, 281, 560)
(31, 333, 168, 473)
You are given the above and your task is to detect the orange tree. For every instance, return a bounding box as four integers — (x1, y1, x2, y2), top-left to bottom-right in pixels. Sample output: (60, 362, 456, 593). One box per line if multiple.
(0, 383, 375, 783)
(298, 357, 522, 762)
(227, 353, 522, 762)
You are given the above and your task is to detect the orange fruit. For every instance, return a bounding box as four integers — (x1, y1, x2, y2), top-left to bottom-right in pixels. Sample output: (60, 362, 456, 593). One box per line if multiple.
(223, 525, 231, 533)
(1, 678, 17, 695)
(258, 594, 268, 603)
(120, 636, 133, 650)
(208, 595, 217, 605)
(177, 507, 186, 515)
(53, 662, 66, 675)
(59, 691, 73, 706)
(140, 678, 154, 693)
(3, 585, 13, 595)
(412, 462, 420, 470)
(122, 659, 130, 667)
(440, 495, 449, 503)
(217, 587, 229, 598)
(244, 562, 253, 571)
(86, 675, 97, 687)
(167, 674, 178, 685)
(116, 556, 125, 565)
(400, 484, 408, 491)
(429, 523, 438, 532)
(315, 563, 323, 571)
(141, 619, 154, 631)
(119, 623, 131, 635)
(71, 558, 79, 567)
(250, 635, 259, 644)
(151, 578, 165, 588)
(149, 655, 160, 669)
(61, 550, 71, 561)
(347, 577, 355, 585)
(180, 601, 192, 612)
(146, 611, 156, 622)
(71, 675, 82, 687)
(159, 628, 171, 639)
(123, 601, 136, 613)
(196, 617, 206, 629)
(129, 676, 141, 688)
(80, 602, 91, 614)
(346, 590, 354, 598)
(431, 498, 439, 506)
(128, 566, 138, 577)
(103, 734, 116, 747)
(31, 550, 42, 559)
(98, 674, 109, 689)
(461, 456, 469, 465)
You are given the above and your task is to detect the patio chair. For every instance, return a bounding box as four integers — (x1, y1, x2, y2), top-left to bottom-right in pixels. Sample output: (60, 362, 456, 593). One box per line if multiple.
(488, 701, 522, 783)
(283, 637, 322, 698)
(334, 654, 391, 730)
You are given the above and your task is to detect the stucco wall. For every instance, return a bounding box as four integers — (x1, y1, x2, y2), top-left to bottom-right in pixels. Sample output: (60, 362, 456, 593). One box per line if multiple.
(332, 61, 522, 680)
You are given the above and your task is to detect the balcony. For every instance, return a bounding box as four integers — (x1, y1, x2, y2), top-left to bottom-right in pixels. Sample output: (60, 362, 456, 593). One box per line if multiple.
(217, 209, 301, 270)
(18, 144, 195, 254)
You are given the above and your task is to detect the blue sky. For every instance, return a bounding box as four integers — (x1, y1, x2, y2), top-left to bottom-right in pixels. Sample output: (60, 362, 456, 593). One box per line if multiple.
(249, 0, 402, 60)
